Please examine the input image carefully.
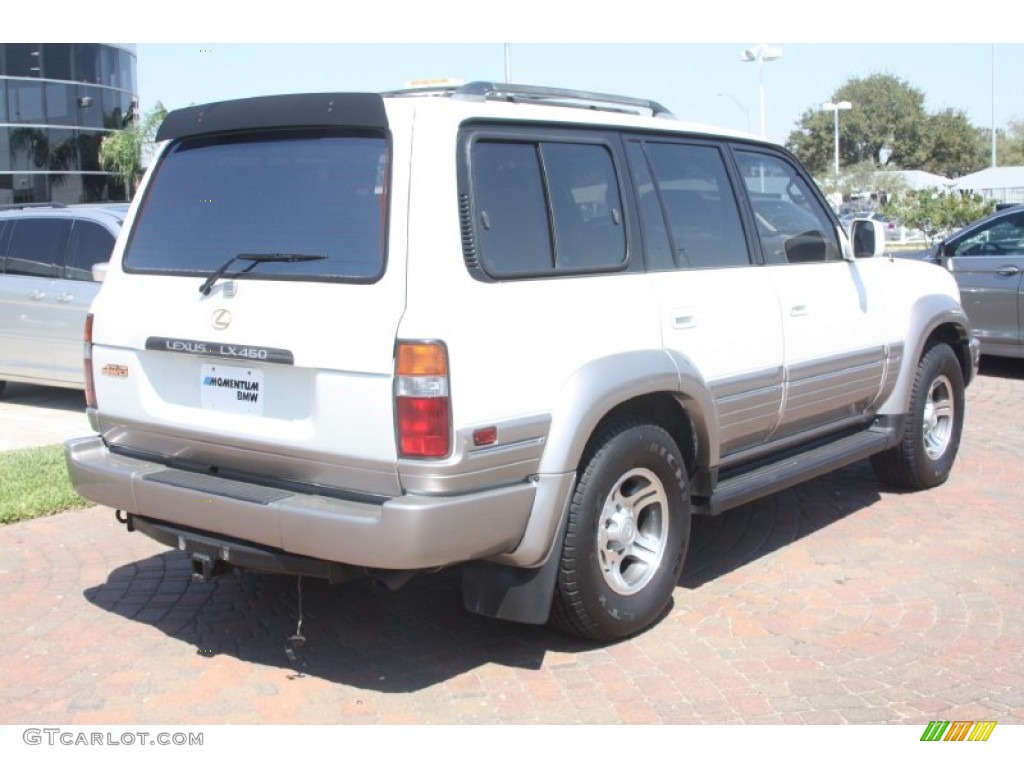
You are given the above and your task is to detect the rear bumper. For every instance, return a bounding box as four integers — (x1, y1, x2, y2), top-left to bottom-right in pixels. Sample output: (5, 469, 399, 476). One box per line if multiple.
(65, 435, 535, 570)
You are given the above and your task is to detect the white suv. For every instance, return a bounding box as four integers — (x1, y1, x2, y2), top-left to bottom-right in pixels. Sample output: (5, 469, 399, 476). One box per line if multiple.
(65, 83, 979, 640)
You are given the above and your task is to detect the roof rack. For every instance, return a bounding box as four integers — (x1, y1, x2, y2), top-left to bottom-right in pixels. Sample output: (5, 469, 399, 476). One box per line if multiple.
(0, 202, 68, 211)
(384, 81, 675, 119)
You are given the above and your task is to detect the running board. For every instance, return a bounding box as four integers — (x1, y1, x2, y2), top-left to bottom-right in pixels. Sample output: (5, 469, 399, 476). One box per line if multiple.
(703, 430, 892, 516)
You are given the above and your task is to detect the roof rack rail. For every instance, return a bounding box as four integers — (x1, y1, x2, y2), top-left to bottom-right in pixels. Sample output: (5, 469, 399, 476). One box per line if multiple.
(0, 202, 69, 211)
(385, 81, 675, 118)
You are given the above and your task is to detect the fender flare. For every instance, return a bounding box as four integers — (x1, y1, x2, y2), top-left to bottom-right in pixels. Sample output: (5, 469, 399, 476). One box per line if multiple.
(878, 297, 974, 416)
(537, 348, 719, 475)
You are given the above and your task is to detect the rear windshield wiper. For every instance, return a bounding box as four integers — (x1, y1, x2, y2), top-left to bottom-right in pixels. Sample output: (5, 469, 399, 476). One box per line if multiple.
(198, 253, 327, 295)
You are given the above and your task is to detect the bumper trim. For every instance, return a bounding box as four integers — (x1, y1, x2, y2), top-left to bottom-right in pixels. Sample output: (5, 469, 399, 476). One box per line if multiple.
(66, 435, 536, 570)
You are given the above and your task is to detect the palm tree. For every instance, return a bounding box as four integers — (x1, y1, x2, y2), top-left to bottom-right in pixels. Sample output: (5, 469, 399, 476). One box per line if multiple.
(99, 102, 167, 199)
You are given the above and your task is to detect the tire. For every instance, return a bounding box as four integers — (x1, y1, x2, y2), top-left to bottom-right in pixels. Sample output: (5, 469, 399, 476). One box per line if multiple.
(0, 381, 5, 398)
(871, 343, 965, 490)
(549, 421, 691, 641)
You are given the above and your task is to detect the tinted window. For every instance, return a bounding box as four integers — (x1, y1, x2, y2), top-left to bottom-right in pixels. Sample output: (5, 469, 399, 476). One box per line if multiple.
(123, 132, 389, 282)
(472, 142, 553, 274)
(43, 44, 72, 81)
(734, 150, 841, 264)
(5, 219, 70, 277)
(641, 142, 750, 269)
(65, 220, 115, 281)
(73, 44, 100, 84)
(5, 44, 42, 78)
(953, 213, 1024, 256)
(472, 139, 626, 277)
(7, 80, 45, 123)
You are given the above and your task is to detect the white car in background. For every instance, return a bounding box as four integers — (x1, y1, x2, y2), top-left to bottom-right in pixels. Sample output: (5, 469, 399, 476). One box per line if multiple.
(0, 203, 126, 397)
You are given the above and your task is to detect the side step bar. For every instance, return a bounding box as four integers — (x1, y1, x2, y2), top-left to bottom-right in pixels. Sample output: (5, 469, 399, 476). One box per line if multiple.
(703, 429, 893, 516)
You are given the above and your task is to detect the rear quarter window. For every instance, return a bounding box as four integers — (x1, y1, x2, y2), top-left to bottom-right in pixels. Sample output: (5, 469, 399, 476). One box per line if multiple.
(470, 138, 627, 278)
(65, 220, 115, 281)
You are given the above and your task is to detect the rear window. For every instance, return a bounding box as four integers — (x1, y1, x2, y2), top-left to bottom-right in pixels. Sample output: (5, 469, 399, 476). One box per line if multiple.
(123, 131, 389, 282)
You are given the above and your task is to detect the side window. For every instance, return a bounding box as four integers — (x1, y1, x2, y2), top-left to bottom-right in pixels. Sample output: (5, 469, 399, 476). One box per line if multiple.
(471, 139, 626, 277)
(472, 142, 554, 275)
(641, 142, 751, 269)
(4, 219, 71, 278)
(953, 214, 1024, 256)
(734, 150, 842, 264)
(65, 220, 115, 281)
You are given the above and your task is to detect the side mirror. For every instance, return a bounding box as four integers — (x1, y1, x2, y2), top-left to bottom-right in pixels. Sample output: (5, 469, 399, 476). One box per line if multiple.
(92, 262, 109, 283)
(850, 218, 886, 259)
(933, 241, 955, 271)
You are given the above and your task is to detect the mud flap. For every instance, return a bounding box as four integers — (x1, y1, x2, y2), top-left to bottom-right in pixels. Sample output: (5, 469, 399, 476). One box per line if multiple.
(461, 511, 570, 626)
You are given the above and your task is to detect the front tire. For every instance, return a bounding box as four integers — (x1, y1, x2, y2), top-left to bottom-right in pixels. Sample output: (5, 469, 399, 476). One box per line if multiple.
(549, 421, 691, 641)
(871, 343, 965, 489)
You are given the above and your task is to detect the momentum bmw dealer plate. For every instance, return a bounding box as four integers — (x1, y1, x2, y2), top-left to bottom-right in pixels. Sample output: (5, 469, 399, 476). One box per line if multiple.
(200, 364, 264, 415)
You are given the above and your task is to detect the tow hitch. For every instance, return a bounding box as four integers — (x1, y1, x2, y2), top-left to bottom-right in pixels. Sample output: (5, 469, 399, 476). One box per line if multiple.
(190, 552, 231, 583)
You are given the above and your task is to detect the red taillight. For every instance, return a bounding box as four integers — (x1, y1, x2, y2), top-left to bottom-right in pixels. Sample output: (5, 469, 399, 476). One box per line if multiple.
(83, 313, 96, 409)
(395, 341, 450, 458)
(397, 397, 450, 457)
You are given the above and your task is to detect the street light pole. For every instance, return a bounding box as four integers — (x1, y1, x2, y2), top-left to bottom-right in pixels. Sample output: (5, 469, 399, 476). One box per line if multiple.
(740, 45, 783, 139)
(822, 100, 852, 176)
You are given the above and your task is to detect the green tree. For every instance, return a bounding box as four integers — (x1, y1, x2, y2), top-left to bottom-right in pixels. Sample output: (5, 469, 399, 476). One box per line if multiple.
(1002, 119, 1024, 165)
(978, 118, 1024, 166)
(99, 102, 167, 198)
(787, 74, 987, 179)
(787, 74, 928, 176)
(882, 187, 994, 242)
(919, 109, 987, 178)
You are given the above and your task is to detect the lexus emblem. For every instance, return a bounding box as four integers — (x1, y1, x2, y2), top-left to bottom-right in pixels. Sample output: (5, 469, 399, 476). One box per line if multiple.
(211, 309, 232, 330)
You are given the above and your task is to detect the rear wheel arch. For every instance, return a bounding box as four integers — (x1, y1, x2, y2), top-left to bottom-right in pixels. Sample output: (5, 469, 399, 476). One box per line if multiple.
(537, 350, 718, 479)
(582, 393, 703, 493)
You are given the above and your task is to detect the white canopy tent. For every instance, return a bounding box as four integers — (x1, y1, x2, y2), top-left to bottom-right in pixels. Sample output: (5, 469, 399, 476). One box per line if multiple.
(875, 169, 953, 191)
(953, 166, 1024, 205)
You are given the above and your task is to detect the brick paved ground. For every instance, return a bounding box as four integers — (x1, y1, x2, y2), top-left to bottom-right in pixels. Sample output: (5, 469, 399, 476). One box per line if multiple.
(1, 359, 1021, 725)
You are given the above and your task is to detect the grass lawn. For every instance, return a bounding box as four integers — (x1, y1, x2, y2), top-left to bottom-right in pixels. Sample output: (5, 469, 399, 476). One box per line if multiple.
(0, 444, 87, 524)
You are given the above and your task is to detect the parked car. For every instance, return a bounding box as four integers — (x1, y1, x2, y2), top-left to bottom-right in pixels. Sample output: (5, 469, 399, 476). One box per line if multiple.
(0, 203, 127, 397)
(65, 83, 977, 641)
(902, 204, 1024, 359)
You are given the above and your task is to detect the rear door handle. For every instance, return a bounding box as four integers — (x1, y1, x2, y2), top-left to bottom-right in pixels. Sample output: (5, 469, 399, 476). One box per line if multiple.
(29, 290, 46, 300)
(57, 293, 75, 303)
(996, 265, 1021, 276)
(790, 303, 809, 317)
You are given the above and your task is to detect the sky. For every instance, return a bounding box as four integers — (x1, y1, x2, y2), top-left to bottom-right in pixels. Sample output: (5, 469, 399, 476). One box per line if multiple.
(132, 42, 1023, 147)
(8, 1, 1024, 149)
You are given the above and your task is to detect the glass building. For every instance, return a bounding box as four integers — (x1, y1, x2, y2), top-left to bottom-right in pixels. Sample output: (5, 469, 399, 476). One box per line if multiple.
(1, 43, 138, 205)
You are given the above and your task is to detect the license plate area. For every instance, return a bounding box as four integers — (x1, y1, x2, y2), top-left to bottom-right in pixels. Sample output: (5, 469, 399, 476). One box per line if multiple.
(200, 364, 264, 415)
